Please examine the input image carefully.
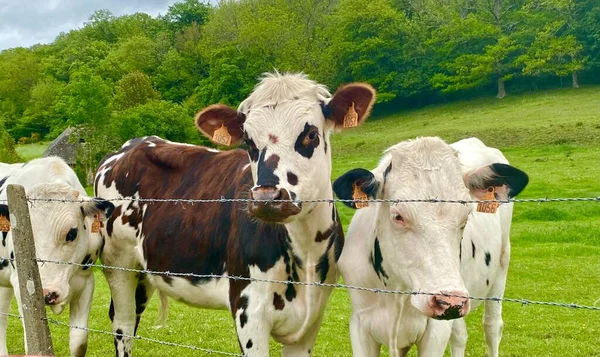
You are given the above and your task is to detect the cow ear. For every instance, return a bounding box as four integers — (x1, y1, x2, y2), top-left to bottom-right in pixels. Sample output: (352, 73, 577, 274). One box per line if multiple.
(324, 83, 376, 130)
(333, 168, 379, 209)
(0, 204, 9, 220)
(465, 163, 529, 200)
(82, 198, 115, 220)
(195, 104, 246, 146)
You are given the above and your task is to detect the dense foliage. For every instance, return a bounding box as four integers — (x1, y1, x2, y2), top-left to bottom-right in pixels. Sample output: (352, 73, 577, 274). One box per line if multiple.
(0, 0, 599, 155)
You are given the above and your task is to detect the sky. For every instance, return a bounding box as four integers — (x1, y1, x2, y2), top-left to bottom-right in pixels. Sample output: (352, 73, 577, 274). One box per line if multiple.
(0, 0, 188, 51)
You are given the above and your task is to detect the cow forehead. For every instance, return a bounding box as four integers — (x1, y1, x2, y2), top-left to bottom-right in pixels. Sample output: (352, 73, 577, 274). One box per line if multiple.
(243, 101, 324, 144)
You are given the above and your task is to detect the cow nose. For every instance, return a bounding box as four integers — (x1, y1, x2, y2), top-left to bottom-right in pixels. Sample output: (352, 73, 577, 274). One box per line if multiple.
(252, 186, 283, 201)
(43, 289, 59, 305)
(428, 290, 470, 320)
(248, 186, 301, 222)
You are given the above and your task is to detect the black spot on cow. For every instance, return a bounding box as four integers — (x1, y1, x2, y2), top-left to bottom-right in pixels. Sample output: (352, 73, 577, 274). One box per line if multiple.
(135, 281, 148, 315)
(115, 328, 123, 340)
(285, 280, 297, 302)
(370, 238, 389, 285)
(459, 239, 462, 261)
(294, 123, 320, 158)
(287, 172, 298, 186)
(246, 339, 253, 349)
(0, 259, 8, 270)
(109, 299, 115, 322)
(80, 254, 92, 270)
(2, 232, 7, 247)
(9, 251, 14, 268)
(324, 134, 328, 154)
(383, 163, 392, 182)
(486, 279, 490, 286)
(471, 240, 476, 259)
(293, 254, 303, 270)
(315, 252, 329, 283)
(239, 295, 249, 328)
(273, 293, 285, 310)
(485, 252, 491, 266)
(256, 148, 280, 187)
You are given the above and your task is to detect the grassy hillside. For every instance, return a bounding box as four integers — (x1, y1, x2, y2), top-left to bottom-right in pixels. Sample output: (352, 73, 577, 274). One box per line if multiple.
(6, 86, 600, 356)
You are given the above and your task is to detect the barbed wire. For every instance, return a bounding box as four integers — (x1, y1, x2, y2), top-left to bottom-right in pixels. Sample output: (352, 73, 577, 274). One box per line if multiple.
(0, 311, 242, 356)
(26, 258, 600, 311)
(0, 195, 599, 205)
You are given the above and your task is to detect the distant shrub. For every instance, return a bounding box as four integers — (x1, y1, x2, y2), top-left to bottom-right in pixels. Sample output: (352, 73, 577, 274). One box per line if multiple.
(0, 122, 22, 163)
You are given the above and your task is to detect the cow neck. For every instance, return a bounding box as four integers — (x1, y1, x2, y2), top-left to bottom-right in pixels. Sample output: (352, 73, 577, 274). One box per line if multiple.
(283, 186, 335, 265)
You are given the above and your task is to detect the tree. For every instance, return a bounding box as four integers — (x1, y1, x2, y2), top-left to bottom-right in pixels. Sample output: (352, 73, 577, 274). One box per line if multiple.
(110, 101, 196, 144)
(111, 71, 161, 111)
(164, 0, 211, 31)
(0, 120, 21, 163)
(0, 48, 41, 127)
(100, 36, 160, 80)
(15, 78, 66, 138)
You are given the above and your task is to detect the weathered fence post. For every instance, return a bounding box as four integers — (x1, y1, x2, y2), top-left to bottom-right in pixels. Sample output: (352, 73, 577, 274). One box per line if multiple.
(7, 184, 54, 356)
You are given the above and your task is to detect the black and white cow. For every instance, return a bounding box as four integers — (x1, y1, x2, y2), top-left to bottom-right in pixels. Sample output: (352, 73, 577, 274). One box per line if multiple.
(333, 137, 529, 356)
(94, 72, 376, 356)
(0, 157, 114, 356)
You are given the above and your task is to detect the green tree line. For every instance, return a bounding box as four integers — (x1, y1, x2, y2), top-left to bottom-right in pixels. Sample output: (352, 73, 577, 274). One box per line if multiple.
(1, 0, 599, 162)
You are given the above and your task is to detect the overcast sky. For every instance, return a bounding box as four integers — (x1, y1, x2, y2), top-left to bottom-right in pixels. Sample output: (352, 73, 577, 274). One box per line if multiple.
(0, 0, 198, 51)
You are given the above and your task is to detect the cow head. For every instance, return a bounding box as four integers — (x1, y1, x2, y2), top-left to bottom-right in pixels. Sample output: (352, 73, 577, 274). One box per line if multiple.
(196, 72, 375, 223)
(1, 183, 114, 314)
(333, 137, 528, 320)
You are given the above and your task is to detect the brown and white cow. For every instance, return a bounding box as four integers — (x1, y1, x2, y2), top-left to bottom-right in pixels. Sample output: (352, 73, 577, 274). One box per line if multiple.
(94, 72, 376, 357)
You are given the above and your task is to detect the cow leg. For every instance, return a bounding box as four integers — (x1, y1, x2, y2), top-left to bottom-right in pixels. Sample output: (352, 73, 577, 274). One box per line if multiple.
(281, 312, 326, 357)
(416, 319, 452, 357)
(233, 293, 271, 357)
(348, 312, 380, 357)
(483, 283, 506, 357)
(133, 273, 156, 334)
(449, 318, 467, 357)
(104, 267, 138, 357)
(0, 287, 13, 355)
(68, 274, 94, 357)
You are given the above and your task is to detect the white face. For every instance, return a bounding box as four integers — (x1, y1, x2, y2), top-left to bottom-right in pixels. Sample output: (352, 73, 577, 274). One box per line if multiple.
(22, 183, 112, 314)
(242, 99, 333, 219)
(373, 139, 472, 317)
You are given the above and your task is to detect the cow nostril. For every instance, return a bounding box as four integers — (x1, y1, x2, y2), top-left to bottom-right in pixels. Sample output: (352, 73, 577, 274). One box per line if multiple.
(44, 291, 59, 305)
(273, 189, 283, 201)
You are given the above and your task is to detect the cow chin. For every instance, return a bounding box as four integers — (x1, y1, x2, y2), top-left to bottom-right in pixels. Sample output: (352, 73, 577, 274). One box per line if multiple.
(49, 302, 67, 315)
(248, 201, 302, 223)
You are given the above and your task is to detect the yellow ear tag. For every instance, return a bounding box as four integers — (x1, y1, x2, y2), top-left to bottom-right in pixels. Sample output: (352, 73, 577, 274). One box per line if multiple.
(212, 124, 232, 146)
(343, 102, 359, 128)
(352, 183, 369, 209)
(91, 214, 103, 233)
(476, 187, 499, 214)
(0, 215, 10, 232)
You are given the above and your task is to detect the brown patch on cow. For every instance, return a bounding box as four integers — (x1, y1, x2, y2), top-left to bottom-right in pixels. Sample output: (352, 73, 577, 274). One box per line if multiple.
(273, 292, 285, 310)
(268, 134, 278, 144)
(315, 224, 336, 242)
(106, 205, 122, 237)
(287, 172, 298, 186)
(73, 342, 87, 357)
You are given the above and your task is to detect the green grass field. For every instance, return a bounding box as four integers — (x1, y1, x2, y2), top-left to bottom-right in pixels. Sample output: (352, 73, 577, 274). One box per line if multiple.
(14, 141, 50, 161)
(7, 86, 600, 356)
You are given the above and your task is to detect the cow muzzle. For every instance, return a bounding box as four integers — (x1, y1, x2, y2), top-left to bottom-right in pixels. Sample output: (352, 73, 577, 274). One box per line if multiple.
(43, 288, 61, 305)
(248, 186, 302, 223)
(426, 290, 470, 320)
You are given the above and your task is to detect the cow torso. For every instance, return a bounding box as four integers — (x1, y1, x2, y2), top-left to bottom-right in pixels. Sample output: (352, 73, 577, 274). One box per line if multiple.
(95, 136, 343, 342)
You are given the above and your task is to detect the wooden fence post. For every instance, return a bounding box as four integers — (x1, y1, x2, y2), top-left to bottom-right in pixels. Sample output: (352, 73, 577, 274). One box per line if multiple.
(7, 184, 54, 356)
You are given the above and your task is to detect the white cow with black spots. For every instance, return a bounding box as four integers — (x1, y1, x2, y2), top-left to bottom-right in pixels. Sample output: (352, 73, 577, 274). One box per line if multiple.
(333, 137, 529, 356)
(0, 157, 114, 357)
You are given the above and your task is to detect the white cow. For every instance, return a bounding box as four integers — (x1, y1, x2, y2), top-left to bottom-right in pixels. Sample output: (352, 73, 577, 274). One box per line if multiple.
(332, 137, 529, 357)
(0, 157, 114, 357)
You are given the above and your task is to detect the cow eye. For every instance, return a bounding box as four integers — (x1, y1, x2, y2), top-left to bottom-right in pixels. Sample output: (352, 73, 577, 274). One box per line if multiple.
(307, 129, 318, 141)
(393, 214, 404, 222)
(66, 227, 78, 242)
